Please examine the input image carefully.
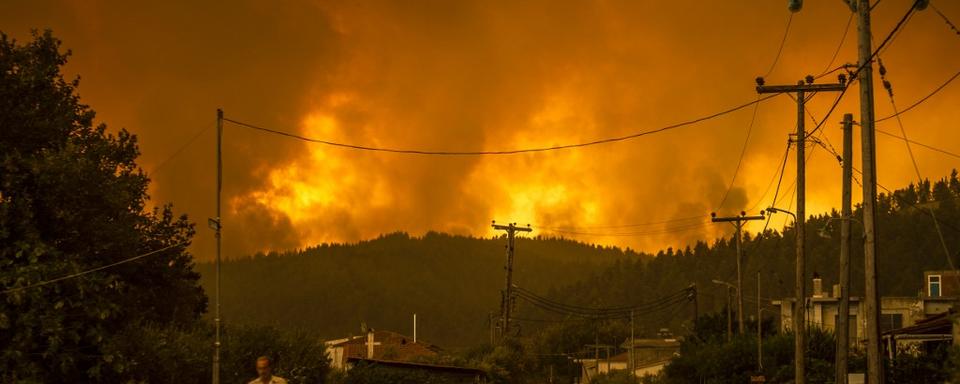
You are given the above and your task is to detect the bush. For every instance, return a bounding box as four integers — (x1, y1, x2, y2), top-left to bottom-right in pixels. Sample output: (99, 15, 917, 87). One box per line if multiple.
(102, 322, 329, 383)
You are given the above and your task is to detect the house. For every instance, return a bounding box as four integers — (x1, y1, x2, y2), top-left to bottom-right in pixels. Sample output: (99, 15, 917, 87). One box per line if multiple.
(575, 337, 680, 383)
(772, 271, 959, 348)
(345, 357, 487, 383)
(324, 329, 441, 370)
(882, 309, 958, 359)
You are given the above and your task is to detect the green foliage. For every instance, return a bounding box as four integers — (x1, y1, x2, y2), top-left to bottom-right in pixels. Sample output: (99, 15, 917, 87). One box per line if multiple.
(334, 362, 456, 384)
(537, 172, 960, 338)
(663, 325, 835, 384)
(197, 232, 642, 347)
(101, 322, 329, 384)
(474, 338, 539, 384)
(589, 369, 637, 384)
(0, 30, 205, 381)
(886, 342, 954, 383)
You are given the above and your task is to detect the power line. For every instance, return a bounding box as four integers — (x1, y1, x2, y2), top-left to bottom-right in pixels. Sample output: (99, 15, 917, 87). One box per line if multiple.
(535, 215, 704, 231)
(717, 98, 761, 210)
(931, 2, 960, 37)
(819, 12, 855, 77)
(2, 241, 189, 294)
(804, 1, 919, 139)
(810, 138, 960, 236)
(877, 57, 956, 275)
(875, 68, 960, 123)
(764, 12, 795, 78)
(221, 94, 781, 156)
(514, 286, 693, 319)
(747, 141, 792, 213)
(875, 129, 960, 159)
(147, 120, 215, 175)
(540, 220, 710, 238)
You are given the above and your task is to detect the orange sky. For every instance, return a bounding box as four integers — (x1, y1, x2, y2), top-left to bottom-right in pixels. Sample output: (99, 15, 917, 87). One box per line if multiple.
(3, 0, 959, 260)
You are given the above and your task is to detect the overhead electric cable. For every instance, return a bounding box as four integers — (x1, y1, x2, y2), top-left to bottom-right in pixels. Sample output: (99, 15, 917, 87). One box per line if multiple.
(804, 1, 919, 139)
(148, 120, 215, 175)
(221, 94, 781, 156)
(819, 13, 855, 77)
(2, 242, 189, 294)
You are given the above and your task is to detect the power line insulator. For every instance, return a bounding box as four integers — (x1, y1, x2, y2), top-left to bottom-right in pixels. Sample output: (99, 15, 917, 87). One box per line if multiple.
(788, 0, 803, 13)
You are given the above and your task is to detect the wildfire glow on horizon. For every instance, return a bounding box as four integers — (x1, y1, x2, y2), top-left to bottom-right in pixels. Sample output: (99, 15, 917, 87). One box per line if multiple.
(3, 0, 959, 259)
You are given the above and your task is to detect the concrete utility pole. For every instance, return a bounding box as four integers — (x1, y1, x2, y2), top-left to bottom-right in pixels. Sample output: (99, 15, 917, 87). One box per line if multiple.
(757, 77, 845, 384)
(710, 211, 765, 335)
(837, 113, 855, 384)
(492, 221, 531, 340)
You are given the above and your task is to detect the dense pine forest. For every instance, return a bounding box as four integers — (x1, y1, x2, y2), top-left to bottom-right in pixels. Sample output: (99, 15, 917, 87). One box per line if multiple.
(199, 171, 960, 349)
(197, 233, 644, 347)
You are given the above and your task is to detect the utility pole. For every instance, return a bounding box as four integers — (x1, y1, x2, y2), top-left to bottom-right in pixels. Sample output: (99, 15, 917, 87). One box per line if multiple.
(210, 108, 223, 384)
(492, 221, 531, 340)
(690, 283, 699, 333)
(725, 286, 733, 342)
(757, 271, 763, 372)
(488, 312, 494, 345)
(854, 0, 882, 382)
(630, 310, 635, 376)
(837, 113, 854, 384)
(757, 77, 846, 384)
(710, 211, 765, 335)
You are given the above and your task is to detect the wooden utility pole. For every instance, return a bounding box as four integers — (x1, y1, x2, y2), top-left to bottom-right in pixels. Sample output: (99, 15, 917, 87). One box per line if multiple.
(211, 109, 223, 384)
(757, 271, 763, 372)
(726, 287, 733, 342)
(630, 310, 635, 376)
(691, 283, 699, 331)
(757, 77, 845, 384)
(492, 221, 531, 340)
(837, 113, 854, 384)
(711, 211, 765, 335)
(854, 1, 882, 382)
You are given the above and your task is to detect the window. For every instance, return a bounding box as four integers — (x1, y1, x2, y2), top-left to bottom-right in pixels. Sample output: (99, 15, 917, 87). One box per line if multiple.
(880, 313, 903, 333)
(929, 275, 942, 297)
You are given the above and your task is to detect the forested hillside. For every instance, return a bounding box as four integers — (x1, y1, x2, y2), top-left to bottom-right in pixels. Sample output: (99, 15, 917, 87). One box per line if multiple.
(197, 233, 643, 347)
(523, 172, 960, 338)
(199, 171, 960, 349)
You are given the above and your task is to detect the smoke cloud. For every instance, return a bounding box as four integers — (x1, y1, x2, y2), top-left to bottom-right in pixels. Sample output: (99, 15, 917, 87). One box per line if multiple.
(3, 0, 958, 259)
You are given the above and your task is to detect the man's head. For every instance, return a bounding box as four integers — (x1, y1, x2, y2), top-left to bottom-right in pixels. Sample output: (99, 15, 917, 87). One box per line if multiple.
(255, 356, 273, 380)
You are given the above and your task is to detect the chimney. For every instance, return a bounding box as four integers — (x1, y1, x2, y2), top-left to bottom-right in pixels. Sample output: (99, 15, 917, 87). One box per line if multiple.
(366, 330, 375, 359)
(813, 272, 824, 298)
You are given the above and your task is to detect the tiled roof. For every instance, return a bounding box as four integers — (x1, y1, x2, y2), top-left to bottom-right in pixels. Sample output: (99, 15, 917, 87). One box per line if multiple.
(328, 330, 441, 362)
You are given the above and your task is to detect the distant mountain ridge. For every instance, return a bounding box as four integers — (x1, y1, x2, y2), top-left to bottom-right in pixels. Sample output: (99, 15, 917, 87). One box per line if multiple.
(196, 232, 645, 347)
(197, 171, 960, 347)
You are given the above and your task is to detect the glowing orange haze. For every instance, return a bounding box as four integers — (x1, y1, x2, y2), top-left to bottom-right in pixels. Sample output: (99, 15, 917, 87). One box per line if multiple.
(2, 0, 959, 259)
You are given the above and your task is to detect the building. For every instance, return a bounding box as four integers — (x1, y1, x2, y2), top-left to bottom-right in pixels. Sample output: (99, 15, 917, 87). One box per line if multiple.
(344, 357, 487, 383)
(882, 310, 958, 359)
(325, 329, 442, 370)
(576, 337, 679, 383)
(925, 270, 960, 298)
(772, 271, 959, 348)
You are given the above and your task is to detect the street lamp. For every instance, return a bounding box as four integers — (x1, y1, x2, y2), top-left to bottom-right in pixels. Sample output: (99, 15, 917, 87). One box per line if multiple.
(765, 205, 807, 384)
(765, 206, 795, 220)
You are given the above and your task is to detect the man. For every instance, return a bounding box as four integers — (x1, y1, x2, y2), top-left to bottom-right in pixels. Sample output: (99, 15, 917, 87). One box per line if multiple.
(249, 356, 288, 384)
